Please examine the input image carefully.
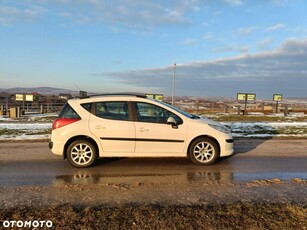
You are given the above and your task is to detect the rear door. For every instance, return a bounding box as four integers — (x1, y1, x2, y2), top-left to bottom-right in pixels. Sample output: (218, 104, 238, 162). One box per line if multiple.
(89, 101, 135, 153)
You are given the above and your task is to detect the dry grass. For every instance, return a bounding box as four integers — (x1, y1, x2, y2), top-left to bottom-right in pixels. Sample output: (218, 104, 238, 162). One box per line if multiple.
(1, 203, 306, 229)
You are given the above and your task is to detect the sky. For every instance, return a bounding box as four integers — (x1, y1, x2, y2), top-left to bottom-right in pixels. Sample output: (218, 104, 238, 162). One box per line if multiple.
(0, 0, 307, 98)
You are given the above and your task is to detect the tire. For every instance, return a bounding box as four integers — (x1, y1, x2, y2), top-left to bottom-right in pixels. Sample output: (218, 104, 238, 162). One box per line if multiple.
(67, 140, 97, 168)
(189, 137, 219, 165)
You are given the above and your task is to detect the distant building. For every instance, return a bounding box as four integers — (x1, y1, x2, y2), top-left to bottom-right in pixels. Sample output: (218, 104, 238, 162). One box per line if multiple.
(58, 93, 72, 100)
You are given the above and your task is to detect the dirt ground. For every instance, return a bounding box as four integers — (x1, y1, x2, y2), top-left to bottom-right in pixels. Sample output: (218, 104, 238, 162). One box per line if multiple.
(1, 139, 307, 229)
(1, 178, 306, 229)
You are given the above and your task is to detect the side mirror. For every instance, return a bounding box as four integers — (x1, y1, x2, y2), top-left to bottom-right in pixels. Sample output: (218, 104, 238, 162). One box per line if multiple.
(166, 117, 178, 129)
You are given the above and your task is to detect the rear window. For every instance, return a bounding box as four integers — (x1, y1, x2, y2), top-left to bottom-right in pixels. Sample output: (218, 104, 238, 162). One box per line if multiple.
(58, 104, 80, 119)
(95, 101, 129, 120)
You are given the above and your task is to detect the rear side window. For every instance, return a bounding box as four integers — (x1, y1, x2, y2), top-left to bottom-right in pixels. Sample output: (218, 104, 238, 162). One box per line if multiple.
(58, 104, 80, 118)
(81, 103, 93, 112)
(95, 101, 129, 120)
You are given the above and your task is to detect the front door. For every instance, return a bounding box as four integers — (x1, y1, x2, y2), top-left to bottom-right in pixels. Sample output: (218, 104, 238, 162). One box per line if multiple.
(134, 102, 187, 154)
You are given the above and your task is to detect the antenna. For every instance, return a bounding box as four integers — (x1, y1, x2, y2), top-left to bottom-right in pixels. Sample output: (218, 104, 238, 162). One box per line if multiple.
(74, 83, 88, 98)
(74, 83, 81, 91)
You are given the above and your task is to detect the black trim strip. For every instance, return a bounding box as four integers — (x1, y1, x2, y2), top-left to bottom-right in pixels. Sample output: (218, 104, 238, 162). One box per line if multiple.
(226, 139, 234, 143)
(100, 137, 184, 143)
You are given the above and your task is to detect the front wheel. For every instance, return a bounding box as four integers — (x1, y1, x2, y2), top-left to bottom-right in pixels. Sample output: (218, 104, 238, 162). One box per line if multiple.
(67, 140, 97, 168)
(189, 137, 219, 165)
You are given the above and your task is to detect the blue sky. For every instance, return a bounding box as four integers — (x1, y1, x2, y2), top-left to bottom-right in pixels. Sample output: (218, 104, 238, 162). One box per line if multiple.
(1, 0, 307, 98)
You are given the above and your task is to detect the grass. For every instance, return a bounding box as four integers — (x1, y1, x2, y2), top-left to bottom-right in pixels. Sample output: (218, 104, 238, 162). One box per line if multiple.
(209, 114, 307, 122)
(1, 203, 306, 229)
(0, 129, 51, 136)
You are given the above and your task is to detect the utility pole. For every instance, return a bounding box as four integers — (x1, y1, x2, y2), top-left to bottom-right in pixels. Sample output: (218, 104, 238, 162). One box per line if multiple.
(172, 63, 176, 106)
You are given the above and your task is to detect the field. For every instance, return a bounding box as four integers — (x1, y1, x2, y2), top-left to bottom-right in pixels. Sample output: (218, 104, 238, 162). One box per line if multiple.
(1, 113, 307, 140)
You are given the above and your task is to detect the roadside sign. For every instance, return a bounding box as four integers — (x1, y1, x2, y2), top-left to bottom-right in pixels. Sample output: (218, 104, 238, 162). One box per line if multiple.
(146, 94, 163, 101)
(237, 93, 256, 115)
(15, 94, 34, 102)
(237, 93, 256, 101)
(273, 94, 283, 102)
(79, 91, 87, 98)
(15, 94, 24, 101)
(25, 94, 34, 102)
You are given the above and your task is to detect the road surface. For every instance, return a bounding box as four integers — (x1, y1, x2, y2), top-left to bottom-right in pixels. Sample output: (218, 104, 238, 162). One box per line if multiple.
(1, 138, 306, 187)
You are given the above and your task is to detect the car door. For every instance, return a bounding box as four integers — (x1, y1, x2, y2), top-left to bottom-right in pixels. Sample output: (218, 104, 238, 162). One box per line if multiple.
(89, 101, 135, 153)
(133, 102, 187, 154)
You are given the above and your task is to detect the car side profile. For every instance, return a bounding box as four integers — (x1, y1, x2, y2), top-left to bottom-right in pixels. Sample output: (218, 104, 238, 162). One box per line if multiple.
(49, 94, 234, 167)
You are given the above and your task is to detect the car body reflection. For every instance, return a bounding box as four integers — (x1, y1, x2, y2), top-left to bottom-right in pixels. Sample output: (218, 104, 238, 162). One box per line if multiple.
(52, 171, 234, 185)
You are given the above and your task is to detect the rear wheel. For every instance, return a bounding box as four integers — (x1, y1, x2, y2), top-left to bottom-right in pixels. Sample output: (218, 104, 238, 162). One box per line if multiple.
(189, 137, 219, 165)
(67, 140, 97, 168)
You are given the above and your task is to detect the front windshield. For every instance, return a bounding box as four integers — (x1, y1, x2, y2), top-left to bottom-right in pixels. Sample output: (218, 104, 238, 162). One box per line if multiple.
(154, 100, 198, 119)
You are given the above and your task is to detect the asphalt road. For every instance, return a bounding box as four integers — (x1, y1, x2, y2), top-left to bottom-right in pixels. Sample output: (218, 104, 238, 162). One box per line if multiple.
(0, 139, 307, 186)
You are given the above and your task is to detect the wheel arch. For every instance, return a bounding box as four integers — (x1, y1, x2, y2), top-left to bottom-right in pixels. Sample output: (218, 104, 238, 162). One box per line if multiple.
(63, 135, 99, 159)
(187, 135, 221, 157)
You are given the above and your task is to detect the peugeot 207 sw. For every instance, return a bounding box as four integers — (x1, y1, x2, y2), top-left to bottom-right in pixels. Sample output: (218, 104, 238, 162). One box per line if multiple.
(49, 94, 234, 167)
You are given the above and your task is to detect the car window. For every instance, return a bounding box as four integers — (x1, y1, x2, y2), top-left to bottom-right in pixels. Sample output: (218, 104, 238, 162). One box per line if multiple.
(58, 103, 80, 119)
(81, 103, 92, 112)
(95, 101, 129, 121)
(135, 102, 182, 124)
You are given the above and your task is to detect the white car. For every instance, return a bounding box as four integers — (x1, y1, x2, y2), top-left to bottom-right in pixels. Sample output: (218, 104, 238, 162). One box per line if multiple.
(49, 94, 234, 167)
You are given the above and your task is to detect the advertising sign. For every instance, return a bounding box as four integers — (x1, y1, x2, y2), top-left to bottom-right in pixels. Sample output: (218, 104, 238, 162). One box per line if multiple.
(237, 93, 256, 101)
(15, 94, 34, 102)
(146, 94, 163, 101)
(15, 94, 24, 101)
(25, 94, 34, 102)
(273, 94, 283, 102)
(79, 91, 87, 98)
(15, 93, 34, 101)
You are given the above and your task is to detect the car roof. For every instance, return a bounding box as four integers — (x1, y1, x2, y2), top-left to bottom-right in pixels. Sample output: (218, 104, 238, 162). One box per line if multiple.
(83, 93, 147, 99)
(68, 93, 154, 104)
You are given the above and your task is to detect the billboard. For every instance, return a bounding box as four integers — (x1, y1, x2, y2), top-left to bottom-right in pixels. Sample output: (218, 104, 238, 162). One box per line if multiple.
(25, 94, 34, 102)
(273, 94, 283, 102)
(15, 94, 24, 101)
(237, 93, 256, 101)
(79, 91, 87, 98)
(146, 94, 163, 101)
(15, 94, 34, 102)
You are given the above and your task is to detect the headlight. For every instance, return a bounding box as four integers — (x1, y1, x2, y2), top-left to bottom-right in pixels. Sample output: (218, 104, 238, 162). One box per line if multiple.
(209, 124, 231, 134)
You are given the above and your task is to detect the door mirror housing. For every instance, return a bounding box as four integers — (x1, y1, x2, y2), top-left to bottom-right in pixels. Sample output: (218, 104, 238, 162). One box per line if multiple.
(166, 117, 178, 129)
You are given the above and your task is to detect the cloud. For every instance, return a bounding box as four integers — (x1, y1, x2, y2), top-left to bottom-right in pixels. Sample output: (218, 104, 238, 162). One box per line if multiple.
(213, 46, 250, 53)
(0, 5, 48, 25)
(237, 27, 258, 35)
(224, 0, 243, 6)
(93, 38, 307, 97)
(203, 32, 213, 40)
(265, 23, 285, 32)
(257, 38, 273, 49)
(6, 0, 199, 28)
(181, 38, 198, 46)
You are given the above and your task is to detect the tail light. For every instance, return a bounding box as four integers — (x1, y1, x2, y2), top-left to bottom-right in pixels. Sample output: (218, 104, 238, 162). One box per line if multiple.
(52, 118, 81, 130)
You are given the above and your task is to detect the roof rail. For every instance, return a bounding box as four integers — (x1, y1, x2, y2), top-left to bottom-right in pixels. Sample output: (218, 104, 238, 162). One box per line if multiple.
(80, 93, 147, 99)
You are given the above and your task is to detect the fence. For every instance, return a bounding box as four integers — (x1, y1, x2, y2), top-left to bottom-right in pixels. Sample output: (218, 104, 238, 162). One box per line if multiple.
(0, 103, 65, 117)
